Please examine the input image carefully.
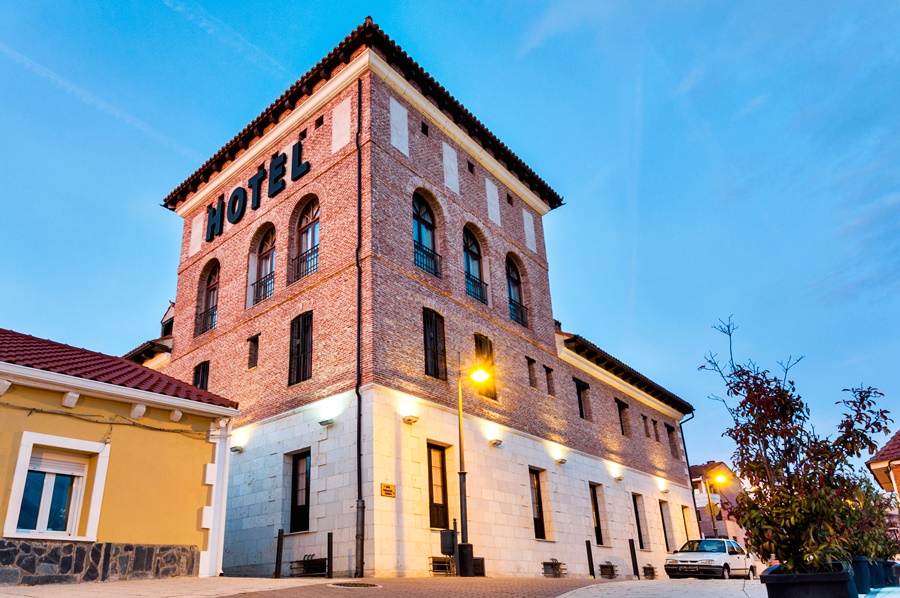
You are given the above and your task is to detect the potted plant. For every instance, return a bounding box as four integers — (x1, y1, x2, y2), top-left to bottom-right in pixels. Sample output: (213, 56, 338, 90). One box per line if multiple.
(702, 319, 891, 598)
(844, 478, 900, 594)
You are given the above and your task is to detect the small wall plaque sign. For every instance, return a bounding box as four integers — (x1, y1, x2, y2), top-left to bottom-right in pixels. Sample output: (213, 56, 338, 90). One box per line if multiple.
(381, 483, 396, 498)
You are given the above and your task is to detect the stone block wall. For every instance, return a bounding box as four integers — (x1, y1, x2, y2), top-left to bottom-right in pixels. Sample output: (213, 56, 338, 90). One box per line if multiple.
(0, 539, 198, 585)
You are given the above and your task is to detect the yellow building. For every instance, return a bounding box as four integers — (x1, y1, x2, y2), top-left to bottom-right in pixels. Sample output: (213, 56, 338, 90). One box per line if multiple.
(0, 328, 239, 585)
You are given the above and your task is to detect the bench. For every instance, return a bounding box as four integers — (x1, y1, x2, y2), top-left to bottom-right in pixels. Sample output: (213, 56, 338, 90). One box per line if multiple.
(598, 561, 618, 579)
(429, 556, 454, 576)
(542, 559, 566, 578)
(290, 555, 327, 577)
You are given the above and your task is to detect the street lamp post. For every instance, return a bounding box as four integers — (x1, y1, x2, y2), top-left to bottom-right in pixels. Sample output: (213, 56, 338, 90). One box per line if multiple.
(705, 473, 727, 538)
(456, 360, 490, 577)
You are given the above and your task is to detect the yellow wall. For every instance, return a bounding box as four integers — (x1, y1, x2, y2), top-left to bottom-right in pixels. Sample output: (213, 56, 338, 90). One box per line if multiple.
(0, 383, 217, 548)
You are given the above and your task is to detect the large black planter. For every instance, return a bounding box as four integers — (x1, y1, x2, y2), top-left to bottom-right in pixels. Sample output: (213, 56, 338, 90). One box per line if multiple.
(870, 558, 885, 588)
(851, 557, 871, 595)
(760, 563, 856, 598)
(882, 560, 897, 587)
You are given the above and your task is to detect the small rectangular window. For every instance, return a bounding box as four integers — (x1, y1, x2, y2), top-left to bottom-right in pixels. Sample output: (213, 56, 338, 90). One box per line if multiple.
(247, 334, 260, 370)
(427, 444, 448, 529)
(574, 378, 590, 420)
(642, 414, 650, 438)
(299, 129, 307, 140)
(632, 493, 647, 549)
(193, 361, 209, 390)
(529, 468, 546, 540)
(160, 318, 174, 337)
(288, 312, 313, 385)
(652, 420, 660, 442)
(421, 121, 429, 136)
(315, 115, 324, 128)
(506, 193, 513, 205)
(290, 450, 311, 532)
(615, 399, 630, 436)
(526, 357, 537, 388)
(423, 309, 447, 380)
(696, 508, 703, 522)
(659, 500, 674, 552)
(666, 424, 679, 457)
(16, 450, 88, 535)
(474, 333, 496, 400)
(544, 366, 555, 396)
(590, 483, 607, 545)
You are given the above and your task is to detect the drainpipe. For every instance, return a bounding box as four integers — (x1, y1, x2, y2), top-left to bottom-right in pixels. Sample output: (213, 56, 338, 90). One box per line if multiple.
(679, 412, 700, 538)
(353, 76, 365, 579)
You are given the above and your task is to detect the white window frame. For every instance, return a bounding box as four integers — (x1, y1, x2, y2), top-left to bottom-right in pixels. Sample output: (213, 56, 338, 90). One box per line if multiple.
(3, 432, 111, 541)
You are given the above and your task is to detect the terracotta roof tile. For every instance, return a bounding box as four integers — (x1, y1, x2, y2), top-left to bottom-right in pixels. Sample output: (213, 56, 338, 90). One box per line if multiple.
(0, 328, 236, 409)
(869, 431, 900, 464)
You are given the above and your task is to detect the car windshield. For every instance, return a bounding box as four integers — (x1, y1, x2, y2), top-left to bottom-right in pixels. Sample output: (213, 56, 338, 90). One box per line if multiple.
(679, 540, 725, 553)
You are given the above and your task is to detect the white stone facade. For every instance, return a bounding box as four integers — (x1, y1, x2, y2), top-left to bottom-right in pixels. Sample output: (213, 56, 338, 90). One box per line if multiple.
(223, 385, 697, 578)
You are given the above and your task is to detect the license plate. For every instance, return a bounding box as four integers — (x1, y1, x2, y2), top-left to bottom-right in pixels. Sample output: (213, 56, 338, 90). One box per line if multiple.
(682, 566, 698, 572)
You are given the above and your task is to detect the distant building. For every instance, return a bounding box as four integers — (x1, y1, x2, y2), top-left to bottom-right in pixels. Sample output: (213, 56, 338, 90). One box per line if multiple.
(690, 461, 746, 545)
(149, 19, 697, 578)
(123, 302, 174, 370)
(0, 328, 239, 585)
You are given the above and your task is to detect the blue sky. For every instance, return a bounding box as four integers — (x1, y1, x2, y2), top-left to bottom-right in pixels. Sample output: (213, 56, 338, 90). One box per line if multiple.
(2, 1, 898, 471)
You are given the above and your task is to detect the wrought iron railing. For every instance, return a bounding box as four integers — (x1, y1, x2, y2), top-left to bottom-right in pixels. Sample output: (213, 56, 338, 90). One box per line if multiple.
(252, 271, 275, 305)
(195, 306, 217, 336)
(465, 273, 488, 304)
(509, 299, 528, 327)
(414, 242, 442, 278)
(290, 246, 319, 284)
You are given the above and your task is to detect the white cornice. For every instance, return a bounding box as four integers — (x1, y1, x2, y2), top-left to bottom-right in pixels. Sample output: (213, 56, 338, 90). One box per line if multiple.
(0, 362, 239, 418)
(174, 49, 551, 220)
(555, 335, 685, 421)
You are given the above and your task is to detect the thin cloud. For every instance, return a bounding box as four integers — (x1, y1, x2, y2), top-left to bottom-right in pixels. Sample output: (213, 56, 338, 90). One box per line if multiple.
(0, 42, 201, 161)
(519, 1, 609, 56)
(736, 93, 770, 118)
(674, 65, 706, 97)
(163, 0, 293, 81)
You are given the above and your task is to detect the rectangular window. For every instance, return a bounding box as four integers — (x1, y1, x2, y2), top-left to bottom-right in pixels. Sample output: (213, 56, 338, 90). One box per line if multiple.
(193, 361, 209, 390)
(290, 450, 311, 533)
(474, 333, 496, 400)
(289, 312, 313, 385)
(659, 500, 674, 552)
(526, 357, 537, 388)
(247, 334, 259, 370)
(160, 317, 174, 337)
(652, 420, 660, 442)
(529, 468, 546, 540)
(615, 399, 630, 436)
(423, 308, 447, 380)
(16, 451, 87, 536)
(632, 493, 646, 549)
(427, 444, 448, 529)
(666, 424, 679, 457)
(544, 366, 555, 396)
(642, 414, 650, 437)
(574, 378, 590, 420)
(589, 483, 607, 545)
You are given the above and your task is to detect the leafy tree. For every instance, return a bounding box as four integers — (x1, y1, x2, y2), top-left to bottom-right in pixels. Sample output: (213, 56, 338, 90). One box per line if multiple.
(702, 318, 892, 572)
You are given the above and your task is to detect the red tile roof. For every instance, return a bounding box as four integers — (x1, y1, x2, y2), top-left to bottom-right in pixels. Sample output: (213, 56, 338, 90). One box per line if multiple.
(869, 431, 900, 465)
(0, 328, 236, 409)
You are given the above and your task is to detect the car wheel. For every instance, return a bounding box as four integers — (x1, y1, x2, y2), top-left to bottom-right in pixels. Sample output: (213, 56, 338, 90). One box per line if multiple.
(721, 565, 730, 580)
(747, 567, 756, 580)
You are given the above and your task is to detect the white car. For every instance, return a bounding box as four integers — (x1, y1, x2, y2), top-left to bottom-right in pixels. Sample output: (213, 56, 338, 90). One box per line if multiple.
(664, 539, 758, 580)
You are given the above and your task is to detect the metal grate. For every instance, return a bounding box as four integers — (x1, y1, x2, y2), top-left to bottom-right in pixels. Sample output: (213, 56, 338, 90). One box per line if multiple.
(252, 271, 275, 305)
(290, 245, 319, 284)
(508, 299, 528, 327)
(195, 306, 217, 336)
(465, 273, 488, 304)
(414, 242, 442, 278)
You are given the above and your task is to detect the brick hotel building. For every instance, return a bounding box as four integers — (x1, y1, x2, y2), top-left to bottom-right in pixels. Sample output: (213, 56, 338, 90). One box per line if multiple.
(149, 19, 697, 578)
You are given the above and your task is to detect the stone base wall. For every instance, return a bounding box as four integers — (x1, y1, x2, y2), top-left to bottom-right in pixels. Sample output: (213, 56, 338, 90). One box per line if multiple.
(0, 539, 199, 585)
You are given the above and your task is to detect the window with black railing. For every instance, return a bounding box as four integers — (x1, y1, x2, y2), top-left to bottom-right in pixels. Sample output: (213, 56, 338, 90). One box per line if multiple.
(195, 306, 217, 336)
(465, 272, 488, 304)
(508, 299, 528, 326)
(195, 263, 219, 336)
(252, 271, 275, 305)
(414, 241, 442, 278)
(290, 245, 319, 283)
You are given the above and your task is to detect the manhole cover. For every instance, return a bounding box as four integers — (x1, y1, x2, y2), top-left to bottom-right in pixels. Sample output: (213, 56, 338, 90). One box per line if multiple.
(329, 582, 381, 588)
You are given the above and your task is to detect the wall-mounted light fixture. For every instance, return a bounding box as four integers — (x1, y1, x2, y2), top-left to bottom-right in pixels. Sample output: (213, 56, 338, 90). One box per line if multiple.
(318, 418, 335, 427)
(489, 439, 503, 448)
(230, 446, 243, 454)
(402, 415, 419, 425)
(614, 475, 625, 482)
(555, 458, 567, 465)
(661, 488, 670, 494)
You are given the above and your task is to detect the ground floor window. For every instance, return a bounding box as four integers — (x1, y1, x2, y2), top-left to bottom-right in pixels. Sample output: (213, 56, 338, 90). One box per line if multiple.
(590, 483, 607, 545)
(529, 468, 546, 540)
(290, 450, 311, 533)
(632, 493, 647, 549)
(427, 444, 448, 529)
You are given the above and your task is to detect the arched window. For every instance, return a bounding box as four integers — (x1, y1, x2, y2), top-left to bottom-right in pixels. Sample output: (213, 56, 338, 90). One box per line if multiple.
(195, 264, 219, 336)
(292, 199, 320, 282)
(506, 256, 527, 326)
(464, 228, 487, 304)
(413, 192, 442, 277)
(252, 228, 276, 305)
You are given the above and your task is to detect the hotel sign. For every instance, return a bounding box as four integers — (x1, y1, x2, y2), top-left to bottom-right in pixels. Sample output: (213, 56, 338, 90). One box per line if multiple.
(205, 139, 311, 242)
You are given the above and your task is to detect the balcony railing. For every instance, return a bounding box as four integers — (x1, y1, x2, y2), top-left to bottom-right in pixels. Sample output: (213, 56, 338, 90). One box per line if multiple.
(465, 272, 488, 304)
(290, 245, 319, 284)
(195, 306, 217, 336)
(414, 242, 442, 278)
(509, 299, 528, 327)
(251, 271, 275, 305)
